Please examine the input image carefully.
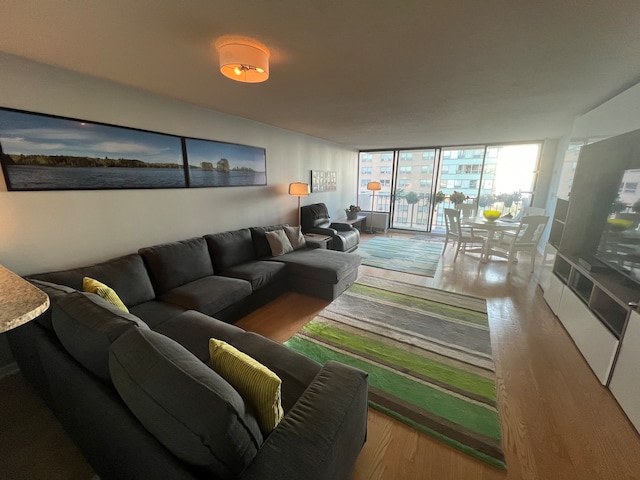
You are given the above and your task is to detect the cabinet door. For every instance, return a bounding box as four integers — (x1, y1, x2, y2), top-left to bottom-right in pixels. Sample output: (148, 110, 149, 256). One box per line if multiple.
(557, 288, 618, 385)
(538, 244, 557, 292)
(610, 311, 640, 433)
(543, 274, 564, 315)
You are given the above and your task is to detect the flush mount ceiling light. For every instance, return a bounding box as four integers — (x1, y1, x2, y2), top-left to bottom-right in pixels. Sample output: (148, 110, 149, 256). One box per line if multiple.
(216, 37, 270, 83)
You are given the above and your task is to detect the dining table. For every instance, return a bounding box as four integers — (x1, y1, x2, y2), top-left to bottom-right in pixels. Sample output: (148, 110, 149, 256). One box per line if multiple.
(462, 216, 520, 262)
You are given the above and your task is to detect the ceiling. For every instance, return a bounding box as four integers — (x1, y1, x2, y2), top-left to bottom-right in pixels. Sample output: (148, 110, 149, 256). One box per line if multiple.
(2, 1, 640, 150)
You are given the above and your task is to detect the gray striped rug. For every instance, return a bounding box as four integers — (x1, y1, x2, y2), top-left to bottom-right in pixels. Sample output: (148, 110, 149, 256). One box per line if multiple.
(285, 276, 504, 469)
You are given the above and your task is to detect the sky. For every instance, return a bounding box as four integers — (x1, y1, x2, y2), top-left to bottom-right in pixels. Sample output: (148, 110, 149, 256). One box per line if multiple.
(0, 109, 183, 165)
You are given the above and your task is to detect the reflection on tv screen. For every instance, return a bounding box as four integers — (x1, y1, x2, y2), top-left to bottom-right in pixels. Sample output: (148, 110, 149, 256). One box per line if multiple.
(596, 168, 640, 283)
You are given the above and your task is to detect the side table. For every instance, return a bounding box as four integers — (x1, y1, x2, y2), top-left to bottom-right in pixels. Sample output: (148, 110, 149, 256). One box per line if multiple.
(304, 234, 333, 249)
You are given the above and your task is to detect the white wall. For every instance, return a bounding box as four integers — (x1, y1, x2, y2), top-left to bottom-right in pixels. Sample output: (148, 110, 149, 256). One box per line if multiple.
(543, 81, 640, 239)
(0, 53, 358, 275)
(571, 82, 640, 141)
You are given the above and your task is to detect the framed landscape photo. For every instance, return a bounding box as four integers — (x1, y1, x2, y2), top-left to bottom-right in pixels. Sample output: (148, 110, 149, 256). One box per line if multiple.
(185, 138, 266, 187)
(0, 108, 186, 191)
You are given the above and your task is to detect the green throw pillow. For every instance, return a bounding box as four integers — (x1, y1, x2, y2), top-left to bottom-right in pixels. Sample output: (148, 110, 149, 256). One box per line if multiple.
(83, 276, 129, 312)
(209, 338, 284, 434)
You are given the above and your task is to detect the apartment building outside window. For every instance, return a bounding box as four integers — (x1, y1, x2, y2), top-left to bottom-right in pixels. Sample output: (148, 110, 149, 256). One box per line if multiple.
(358, 143, 541, 232)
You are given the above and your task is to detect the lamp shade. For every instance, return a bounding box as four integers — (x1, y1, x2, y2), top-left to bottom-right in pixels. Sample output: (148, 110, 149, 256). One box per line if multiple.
(289, 182, 310, 196)
(367, 181, 382, 191)
(217, 40, 270, 83)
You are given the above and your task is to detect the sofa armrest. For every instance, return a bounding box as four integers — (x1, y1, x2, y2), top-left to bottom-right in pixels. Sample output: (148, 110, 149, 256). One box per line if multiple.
(238, 361, 368, 480)
(306, 227, 338, 236)
(329, 222, 355, 232)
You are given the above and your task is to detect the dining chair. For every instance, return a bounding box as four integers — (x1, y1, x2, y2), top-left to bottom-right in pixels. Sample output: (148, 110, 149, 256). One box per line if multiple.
(489, 215, 549, 272)
(442, 208, 486, 261)
(457, 203, 476, 219)
(522, 206, 546, 217)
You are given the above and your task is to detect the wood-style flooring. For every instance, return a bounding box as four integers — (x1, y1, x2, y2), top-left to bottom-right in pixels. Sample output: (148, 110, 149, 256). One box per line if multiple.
(1, 232, 640, 480)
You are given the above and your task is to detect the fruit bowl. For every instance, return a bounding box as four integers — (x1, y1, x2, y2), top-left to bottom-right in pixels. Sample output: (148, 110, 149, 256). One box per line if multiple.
(483, 210, 501, 222)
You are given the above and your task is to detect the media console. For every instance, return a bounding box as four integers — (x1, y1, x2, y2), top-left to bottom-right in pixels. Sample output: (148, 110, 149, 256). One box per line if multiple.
(540, 131, 640, 433)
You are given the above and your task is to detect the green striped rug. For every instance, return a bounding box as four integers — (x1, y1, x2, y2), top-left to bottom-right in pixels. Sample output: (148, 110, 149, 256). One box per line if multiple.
(285, 276, 505, 469)
(357, 237, 442, 277)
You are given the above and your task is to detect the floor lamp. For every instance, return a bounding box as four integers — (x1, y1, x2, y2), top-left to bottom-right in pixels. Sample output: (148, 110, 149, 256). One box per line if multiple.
(367, 181, 381, 234)
(289, 182, 310, 226)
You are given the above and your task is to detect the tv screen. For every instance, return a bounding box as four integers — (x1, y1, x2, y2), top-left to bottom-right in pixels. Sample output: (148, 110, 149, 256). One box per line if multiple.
(595, 168, 640, 283)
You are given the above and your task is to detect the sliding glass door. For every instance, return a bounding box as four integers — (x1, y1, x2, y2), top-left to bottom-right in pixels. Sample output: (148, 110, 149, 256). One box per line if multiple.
(358, 142, 541, 233)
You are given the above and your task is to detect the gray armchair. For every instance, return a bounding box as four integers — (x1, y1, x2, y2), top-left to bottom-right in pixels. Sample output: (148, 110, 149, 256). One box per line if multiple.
(300, 203, 360, 253)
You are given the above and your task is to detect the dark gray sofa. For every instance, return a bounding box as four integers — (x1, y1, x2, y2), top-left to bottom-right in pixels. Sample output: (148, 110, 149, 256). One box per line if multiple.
(7, 224, 366, 480)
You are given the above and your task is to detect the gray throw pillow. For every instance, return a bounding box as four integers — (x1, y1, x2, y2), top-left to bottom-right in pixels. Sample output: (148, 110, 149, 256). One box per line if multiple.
(283, 225, 306, 250)
(265, 229, 293, 256)
(109, 328, 263, 479)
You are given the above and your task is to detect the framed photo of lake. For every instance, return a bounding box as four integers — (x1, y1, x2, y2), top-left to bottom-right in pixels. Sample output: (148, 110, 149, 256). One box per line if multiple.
(185, 138, 266, 187)
(0, 108, 186, 190)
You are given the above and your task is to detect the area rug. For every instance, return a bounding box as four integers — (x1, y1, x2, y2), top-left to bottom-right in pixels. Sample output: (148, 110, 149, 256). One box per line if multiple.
(285, 276, 505, 469)
(357, 237, 443, 277)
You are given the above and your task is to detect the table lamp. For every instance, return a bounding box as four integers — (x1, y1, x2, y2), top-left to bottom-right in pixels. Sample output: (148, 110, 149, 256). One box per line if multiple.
(289, 182, 310, 226)
(367, 181, 381, 233)
(0, 265, 49, 333)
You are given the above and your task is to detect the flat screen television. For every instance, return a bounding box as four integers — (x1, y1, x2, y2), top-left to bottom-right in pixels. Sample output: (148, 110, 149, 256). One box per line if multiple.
(594, 168, 640, 284)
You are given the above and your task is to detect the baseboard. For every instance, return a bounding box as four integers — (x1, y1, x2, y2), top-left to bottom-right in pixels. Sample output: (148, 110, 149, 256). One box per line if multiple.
(0, 361, 19, 379)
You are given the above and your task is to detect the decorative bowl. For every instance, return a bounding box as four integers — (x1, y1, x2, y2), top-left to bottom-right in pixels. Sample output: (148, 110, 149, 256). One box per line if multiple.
(607, 218, 634, 232)
(483, 210, 501, 222)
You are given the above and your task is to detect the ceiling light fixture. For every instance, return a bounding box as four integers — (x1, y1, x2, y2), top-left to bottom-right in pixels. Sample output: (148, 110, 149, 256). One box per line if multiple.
(216, 38, 270, 83)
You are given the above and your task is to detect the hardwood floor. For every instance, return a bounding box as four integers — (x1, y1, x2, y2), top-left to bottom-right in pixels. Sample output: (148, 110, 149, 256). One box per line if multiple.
(2, 232, 640, 479)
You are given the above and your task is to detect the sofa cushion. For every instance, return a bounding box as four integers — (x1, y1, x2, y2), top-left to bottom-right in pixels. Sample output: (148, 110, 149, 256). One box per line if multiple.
(83, 277, 129, 312)
(284, 225, 306, 250)
(139, 237, 214, 295)
(154, 310, 246, 362)
(109, 328, 263, 479)
(204, 228, 256, 273)
(265, 229, 293, 256)
(209, 338, 284, 434)
(250, 225, 289, 258)
(273, 249, 361, 284)
(128, 300, 186, 329)
(219, 260, 287, 291)
(28, 280, 77, 331)
(53, 291, 150, 382)
(29, 254, 156, 308)
(160, 276, 252, 317)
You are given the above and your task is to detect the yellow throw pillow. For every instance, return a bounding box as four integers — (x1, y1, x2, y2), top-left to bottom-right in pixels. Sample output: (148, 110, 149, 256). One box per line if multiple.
(209, 338, 284, 434)
(82, 277, 129, 313)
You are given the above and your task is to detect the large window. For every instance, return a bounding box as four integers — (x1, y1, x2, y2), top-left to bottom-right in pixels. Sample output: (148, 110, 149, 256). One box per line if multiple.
(358, 142, 541, 231)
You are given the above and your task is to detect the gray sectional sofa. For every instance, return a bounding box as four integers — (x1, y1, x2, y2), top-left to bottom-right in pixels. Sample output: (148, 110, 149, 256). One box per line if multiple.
(7, 224, 366, 480)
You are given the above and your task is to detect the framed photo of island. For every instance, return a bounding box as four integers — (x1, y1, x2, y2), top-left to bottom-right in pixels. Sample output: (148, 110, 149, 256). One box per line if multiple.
(0, 108, 186, 190)
(184, 138, 266, 187)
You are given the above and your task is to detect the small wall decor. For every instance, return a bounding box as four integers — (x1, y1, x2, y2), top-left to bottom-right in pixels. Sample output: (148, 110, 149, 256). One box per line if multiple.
(311, 170, 337, 193)
(0, 107, 266, 191)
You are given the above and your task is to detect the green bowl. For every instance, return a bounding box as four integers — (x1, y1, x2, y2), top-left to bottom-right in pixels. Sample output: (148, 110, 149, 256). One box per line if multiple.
(483, 210, 501, 221)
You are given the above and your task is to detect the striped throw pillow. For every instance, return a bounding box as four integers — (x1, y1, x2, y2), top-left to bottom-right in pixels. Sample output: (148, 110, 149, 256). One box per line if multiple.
(83, 277, 129, 313)
(209, 338, 284, 434)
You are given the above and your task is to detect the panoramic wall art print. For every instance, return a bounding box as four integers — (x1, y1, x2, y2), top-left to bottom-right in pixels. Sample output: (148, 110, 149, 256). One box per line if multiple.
(0, 108, 267, 191)
(185, 138, 266, 188)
